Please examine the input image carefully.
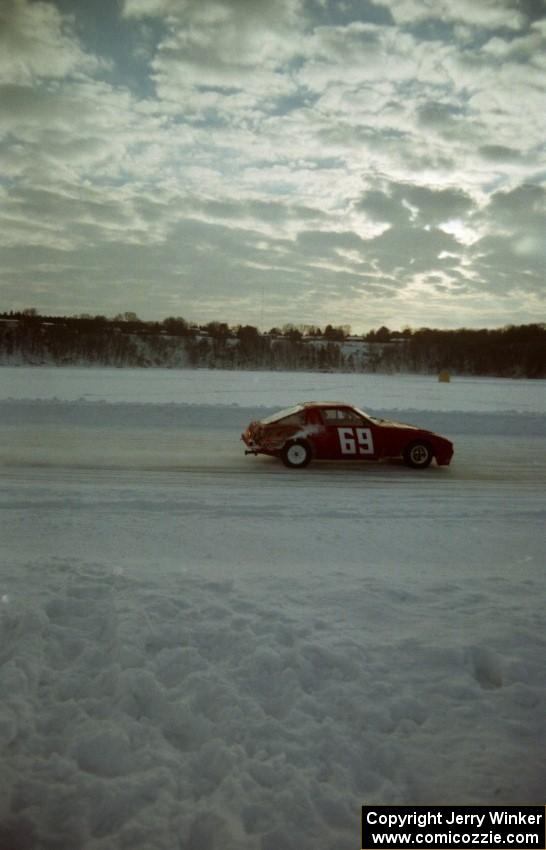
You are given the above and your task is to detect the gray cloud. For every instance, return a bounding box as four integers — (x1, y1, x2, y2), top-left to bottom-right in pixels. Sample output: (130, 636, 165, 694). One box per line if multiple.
(479, 144, 525, 163)
(470, 185, 546, 289)
(374, 0, 528, 30)
(0, 0, 104, 84)
(358, 182, 474, 226)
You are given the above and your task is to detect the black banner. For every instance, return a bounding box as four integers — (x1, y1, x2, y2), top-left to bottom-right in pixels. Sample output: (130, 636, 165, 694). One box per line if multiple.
(362, 806, 545, 850)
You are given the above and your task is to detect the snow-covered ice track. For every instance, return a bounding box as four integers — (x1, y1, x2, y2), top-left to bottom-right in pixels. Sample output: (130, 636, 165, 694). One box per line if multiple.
(1, 430, 544, 485)
(1, 461, 544, 489)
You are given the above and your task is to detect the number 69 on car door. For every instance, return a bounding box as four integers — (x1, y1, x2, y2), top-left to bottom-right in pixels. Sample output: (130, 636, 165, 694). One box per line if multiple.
(337, 427, 374, 455)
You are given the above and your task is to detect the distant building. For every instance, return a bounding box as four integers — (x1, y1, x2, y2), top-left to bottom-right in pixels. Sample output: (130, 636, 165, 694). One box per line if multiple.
(0, 319, 19, 331)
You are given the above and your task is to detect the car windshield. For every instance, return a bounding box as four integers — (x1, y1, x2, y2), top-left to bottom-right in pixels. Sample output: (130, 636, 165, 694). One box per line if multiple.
(353, 405, 377, 422)
(260, 405, 304, 425)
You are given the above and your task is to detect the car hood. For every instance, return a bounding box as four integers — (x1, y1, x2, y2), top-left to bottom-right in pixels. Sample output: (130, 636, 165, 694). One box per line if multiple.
(374, 417, 421, 430)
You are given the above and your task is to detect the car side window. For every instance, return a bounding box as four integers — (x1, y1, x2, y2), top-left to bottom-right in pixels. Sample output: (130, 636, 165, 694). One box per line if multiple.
(322, 409, 342, 422)
(322, 408, 364, 426)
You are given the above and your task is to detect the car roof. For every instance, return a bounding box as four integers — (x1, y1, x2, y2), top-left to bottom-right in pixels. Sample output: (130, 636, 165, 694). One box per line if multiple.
(302, 401, 353, 407)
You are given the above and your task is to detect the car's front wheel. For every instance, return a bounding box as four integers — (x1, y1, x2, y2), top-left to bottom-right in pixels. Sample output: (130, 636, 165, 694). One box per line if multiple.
(403, 440, 433, 469)
(281, 440, 312, 468)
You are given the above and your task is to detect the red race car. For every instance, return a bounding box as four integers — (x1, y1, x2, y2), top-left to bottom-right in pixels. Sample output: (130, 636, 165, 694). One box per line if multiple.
(242, 401, 453, 469)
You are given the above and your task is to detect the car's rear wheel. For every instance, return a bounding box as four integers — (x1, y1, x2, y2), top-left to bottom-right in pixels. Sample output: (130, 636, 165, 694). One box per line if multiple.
(281, 440, 312, 468)
(403, 440, 433, 469)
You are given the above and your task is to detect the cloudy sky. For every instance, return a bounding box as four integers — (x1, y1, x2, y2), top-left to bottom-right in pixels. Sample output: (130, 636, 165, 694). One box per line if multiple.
(1, 0, 545, 331)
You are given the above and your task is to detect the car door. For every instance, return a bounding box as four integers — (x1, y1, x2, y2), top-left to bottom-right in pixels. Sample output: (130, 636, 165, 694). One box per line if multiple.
(312, 407, 379, 460)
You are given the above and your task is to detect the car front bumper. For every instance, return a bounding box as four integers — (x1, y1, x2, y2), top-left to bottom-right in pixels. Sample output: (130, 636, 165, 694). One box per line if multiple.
(435, 443, 454, 465)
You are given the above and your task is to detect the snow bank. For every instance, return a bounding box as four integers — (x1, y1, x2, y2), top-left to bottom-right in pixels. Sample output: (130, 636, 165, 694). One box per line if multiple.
(1, 552, 544, 849)
(1, 366, 545, 413)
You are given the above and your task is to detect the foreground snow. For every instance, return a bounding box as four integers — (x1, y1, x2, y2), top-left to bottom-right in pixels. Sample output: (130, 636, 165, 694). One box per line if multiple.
(0, 369, 545, 849)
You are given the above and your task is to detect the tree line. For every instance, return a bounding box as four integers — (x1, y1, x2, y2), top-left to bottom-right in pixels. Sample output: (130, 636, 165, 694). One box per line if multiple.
(0, 311, 544, 377)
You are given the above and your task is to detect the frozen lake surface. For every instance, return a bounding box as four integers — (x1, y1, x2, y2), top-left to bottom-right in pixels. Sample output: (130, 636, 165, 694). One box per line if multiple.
(1, 364, 545, 412)
(0, 368, 545, 849)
